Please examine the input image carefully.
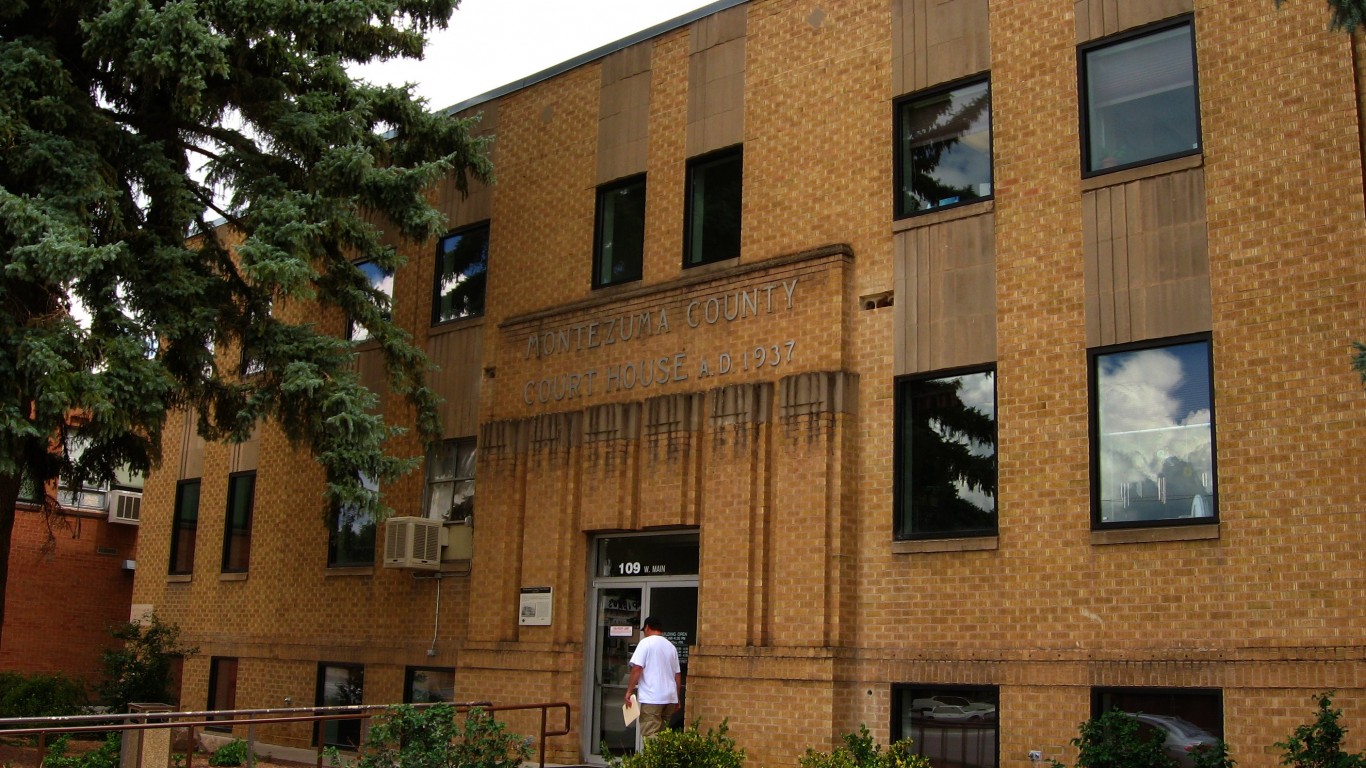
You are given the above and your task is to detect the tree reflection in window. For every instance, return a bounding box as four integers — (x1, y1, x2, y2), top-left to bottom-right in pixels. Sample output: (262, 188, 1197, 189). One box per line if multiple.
(433, 224, 488, 324)
(897, 79, 993, 217)
(896, 369, 997, 538)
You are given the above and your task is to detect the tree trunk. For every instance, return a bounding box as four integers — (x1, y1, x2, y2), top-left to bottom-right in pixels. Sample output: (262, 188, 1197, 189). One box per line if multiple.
(0, 473, 21, 651)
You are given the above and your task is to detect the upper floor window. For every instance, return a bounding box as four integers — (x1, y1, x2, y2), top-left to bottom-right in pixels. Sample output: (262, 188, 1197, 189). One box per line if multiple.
(433, 223, 489, 324)
(594, 175, 646, 288)
(895, 367, 998, 540)
(425, 439, 475, 522)
(327, 474, 377, 568)
(221, 471, 255, 572)
(893, 685, 999, 768)
(347, 261, 393, 341)
(684, 147, 742, 267)
(1082, 19, 1200, 175)
(896, 77, 993, 217)
(1090, 336, 1216, 527)
(169, 479, 200, 575)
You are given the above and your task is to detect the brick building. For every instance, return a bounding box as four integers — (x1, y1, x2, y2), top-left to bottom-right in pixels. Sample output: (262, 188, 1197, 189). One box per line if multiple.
(131, 0, 1365, 766)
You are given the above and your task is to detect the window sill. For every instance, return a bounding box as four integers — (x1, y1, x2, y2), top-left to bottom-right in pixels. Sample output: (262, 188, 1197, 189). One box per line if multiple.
(219, 571, 249, 582)
(325, 566, 374, 577)
(892, 536, 998, 554)
(1081, 153, 1202, 192)
(429, 314, 486, 337)
(166, 574, 192, 584)
(682, 256, 741, 275)
(1091, 522, 1219, 546)
(893, 199, 994, 232)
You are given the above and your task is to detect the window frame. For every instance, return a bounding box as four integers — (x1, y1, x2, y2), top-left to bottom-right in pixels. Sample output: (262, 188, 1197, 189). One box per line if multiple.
(327, 475, 377, 568)
(206, 656, 239, 732)
(168, 478, 201, 575)
(424, 438, 476, 523)
(593, 174, 647, 288)
(1088, 333, 1218, 530)
(891, 683, 1000, 768)
(1079, 16, 1201, 178)
(893, 364, 999, 541)
(893, 74, 995, 219)
(431, 221, 490, 326)
(1089, 687, 1224, 752)
(403, 666, 456, 704)
(220, 471, 256, 573)
(347, 260, 394, 342)
(315, 662, 365, 749)
(683, 146, 743, 268)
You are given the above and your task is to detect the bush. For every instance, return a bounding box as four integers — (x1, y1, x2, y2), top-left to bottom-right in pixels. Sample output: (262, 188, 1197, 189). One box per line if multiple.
(1051, 709, 1176, 768)
(209, 739, 252, 767)
(44, 734, 121, 768)
(97, 613, 197, 713)
(800, 725, 929, 768)
(0, 671, 86, 718)
(1276, 692, 1366, 768)
(609, 719, 745, 768)
(339, 704, 531, 768)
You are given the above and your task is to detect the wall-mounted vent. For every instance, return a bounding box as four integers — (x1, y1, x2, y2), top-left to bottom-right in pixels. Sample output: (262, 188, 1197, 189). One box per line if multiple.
(108, 491, 142, 524)
(383, 517, 446, 570)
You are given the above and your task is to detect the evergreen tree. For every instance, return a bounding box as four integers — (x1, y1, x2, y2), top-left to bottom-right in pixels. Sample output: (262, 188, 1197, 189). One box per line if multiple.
(0, 0, 491, 643)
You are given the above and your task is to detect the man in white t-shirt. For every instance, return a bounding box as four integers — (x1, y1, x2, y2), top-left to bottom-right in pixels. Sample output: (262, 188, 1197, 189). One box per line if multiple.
(624, 615, 682, 741)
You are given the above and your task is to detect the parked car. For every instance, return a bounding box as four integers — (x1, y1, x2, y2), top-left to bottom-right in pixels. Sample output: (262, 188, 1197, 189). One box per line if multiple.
(926, 703, 997, 722)
(1127, 713, 1219, 768)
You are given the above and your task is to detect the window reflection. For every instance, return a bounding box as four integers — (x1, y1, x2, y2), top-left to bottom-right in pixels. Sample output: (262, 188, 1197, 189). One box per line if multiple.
(348, 260, 393, 341)
(595, 176, 646, 287)
(898, 79, 992, 216)
(433, 224, 489, 324)
(895, 686, 999, 768)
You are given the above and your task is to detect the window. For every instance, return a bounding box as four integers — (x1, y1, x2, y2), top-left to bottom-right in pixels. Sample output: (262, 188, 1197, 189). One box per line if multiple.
(1091, 688, 1223, 766)
(684, 147, 742, 267)
(893, 685, 999, 768)
(1091, 336, 1216, 527)
(433, 223, 489, 324)
(328, 474, 377, 567)
(894, 367, 997, 539)
(1082, 20, 1200, 174)
(169, 479, 200, 575)
(315, 663, 364, 749)
(594, 175, 646, 287)
(348, 260, 394, 341)
(206, 657, 239, 732)
(896, 77, 993, 217)
(55, 433, 145, 512)
(425, 439, 475, 522)
(404, 667, 455, 703)
(221, 472, 255, 572)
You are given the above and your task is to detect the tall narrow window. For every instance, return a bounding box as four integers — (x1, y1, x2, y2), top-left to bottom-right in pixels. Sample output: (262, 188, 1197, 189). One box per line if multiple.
(206, 657, 239, 732)
(684, 147, 742, 267)
(896, 77, 993, 217)
(425, 439, 475, 522)
(316, 663, 364, 749)
(1091, 336, 1216, 527)
(433, 223, 489, 324)
(221, 472, 255, 573)
(895, 367, 998, 539)
(347, 260, 394, 341)
(328, 474, 377, 567)
(169, 479, 201, 575)
(1082, 20, 1200, 174)
(594, 175, 646, 287)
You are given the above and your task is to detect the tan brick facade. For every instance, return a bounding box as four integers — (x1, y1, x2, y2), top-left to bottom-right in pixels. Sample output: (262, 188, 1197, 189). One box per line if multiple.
(133, 0, 1366, 766)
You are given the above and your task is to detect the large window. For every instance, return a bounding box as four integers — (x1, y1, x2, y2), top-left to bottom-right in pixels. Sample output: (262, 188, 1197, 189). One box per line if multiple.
(896, 77, 993, 217)
(315, 663, 364, 749)
(684, 147, 742, 267)
(169, 479, 200, 575)
(206, 657, 239, 732)
(328, 474, 377, 567)
(594, 175, 646, 287)
(404, 667, 455, 703)
(425, 439, 475, 522)
(221, 472, 255, 573)
(895, 367, 998, 539)
(433, 223, 489, 324)
(1082, 20, 1200, 174)
(1091, 336, 1216, 527)
(1091, 688, 1223, 768)
(347, 260, 393, 341)
(893, 685, 999, 768)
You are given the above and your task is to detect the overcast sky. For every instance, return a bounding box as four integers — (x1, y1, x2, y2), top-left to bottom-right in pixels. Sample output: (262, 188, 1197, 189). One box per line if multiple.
(349, 0, 718, 112)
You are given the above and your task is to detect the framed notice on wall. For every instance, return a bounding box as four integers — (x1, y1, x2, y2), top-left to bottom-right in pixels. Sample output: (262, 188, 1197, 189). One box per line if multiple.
(519, 586, 552, 625)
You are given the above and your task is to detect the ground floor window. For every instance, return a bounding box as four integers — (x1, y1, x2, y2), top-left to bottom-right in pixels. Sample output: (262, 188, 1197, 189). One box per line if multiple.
(893, 685, 998, 768)
(206, 657, 238, 732)
(1091, 688, 1222, 768)
(315, 663, 364, 749)
(404, 667, 455, 703)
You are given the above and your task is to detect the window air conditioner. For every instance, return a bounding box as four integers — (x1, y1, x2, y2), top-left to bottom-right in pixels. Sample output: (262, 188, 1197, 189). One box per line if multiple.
(383, 517, 446, 570)
(108, 491, 142, 524)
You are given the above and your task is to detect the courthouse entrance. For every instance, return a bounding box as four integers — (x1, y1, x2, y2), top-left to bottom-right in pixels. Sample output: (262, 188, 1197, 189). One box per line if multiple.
(584, 531, 699, 761)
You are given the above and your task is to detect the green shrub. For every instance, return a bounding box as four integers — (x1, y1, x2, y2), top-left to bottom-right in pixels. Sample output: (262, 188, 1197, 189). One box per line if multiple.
(1276, 692, 1366, 768)
(338, 704, 531, 768)
(0, 671, 86, 718)
(44, 733, 121, 768)
(609, 719, 745, 768)
(800, 725, 929, 768)
(209, 739, 252, 767)
(1050, 709, 1177, 768)
(97, 613, 197, 712)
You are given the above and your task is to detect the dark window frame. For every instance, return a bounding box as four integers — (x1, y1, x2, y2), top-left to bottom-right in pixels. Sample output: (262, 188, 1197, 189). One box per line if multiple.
(1089, 686, 1225, 742)
(593, 174, 647, 288)
(891, 683, 1000, 768)
(1079, 16, 1202, 178)
(1088, 333, 1218, 530)
(220, 471, 256, 573)
(893, 364, 999, 541)
(683, 146, 743, 268)
(432, 221, 490, 326)
(314, 662, 365, 749)
(403, 666, 456, 704)
(206, 656, 239, 732)
(347, 260, 394, 341)
(168, 478, 201, 575)
(327, 474, 377, 568)
(893, 73, 995, 219)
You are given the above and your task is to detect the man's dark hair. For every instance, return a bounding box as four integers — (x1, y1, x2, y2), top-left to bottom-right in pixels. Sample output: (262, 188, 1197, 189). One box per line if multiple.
(642, 616, 663, 631)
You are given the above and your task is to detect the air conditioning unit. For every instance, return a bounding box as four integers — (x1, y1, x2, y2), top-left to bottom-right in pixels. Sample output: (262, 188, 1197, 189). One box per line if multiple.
(108, 491, 142, 524)
(383, 517, 447, 570)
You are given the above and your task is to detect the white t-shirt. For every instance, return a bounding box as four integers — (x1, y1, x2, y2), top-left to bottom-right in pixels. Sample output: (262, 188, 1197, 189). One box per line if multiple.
(628, 633, 681, 705)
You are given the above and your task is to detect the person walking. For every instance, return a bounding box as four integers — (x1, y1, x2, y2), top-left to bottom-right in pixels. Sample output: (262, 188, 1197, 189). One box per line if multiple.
(623, 615, 681, 741)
